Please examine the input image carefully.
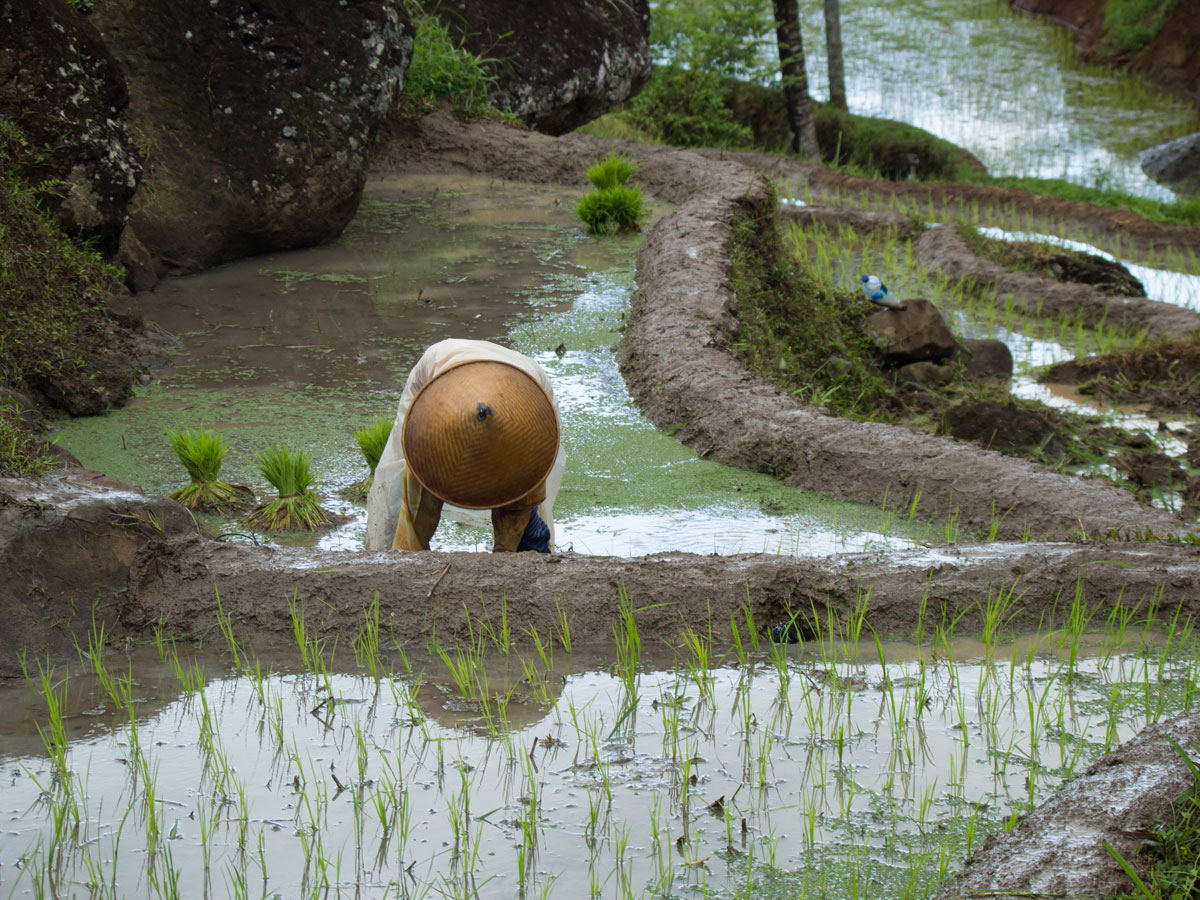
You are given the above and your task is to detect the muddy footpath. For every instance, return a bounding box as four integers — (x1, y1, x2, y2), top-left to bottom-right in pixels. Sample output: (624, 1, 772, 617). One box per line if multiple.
(5, 110, 1200, 896)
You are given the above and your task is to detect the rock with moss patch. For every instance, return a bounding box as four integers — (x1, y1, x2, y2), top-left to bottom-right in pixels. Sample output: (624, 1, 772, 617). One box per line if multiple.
(0, 0, 141, 255)
(955, 338, 1013, 381)
(896, 360, 953, 387)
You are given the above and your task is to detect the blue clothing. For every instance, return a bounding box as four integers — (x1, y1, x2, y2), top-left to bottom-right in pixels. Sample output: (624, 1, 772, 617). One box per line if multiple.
(518, 508, 551, 553)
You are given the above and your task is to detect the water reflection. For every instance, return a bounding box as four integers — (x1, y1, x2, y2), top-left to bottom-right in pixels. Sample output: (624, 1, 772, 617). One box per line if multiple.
(3, 634, 1194, 899)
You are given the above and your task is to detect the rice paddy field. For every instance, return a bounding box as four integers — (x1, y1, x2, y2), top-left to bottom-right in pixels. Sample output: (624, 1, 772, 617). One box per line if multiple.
(8, 1, 1200, 898)
(4, 590, 1199, 899)
(790, 0, 1198, 199)
(779, 186, 1200, 519)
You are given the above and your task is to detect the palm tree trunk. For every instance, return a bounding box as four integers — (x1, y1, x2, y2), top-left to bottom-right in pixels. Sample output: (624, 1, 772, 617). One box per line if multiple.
(772, 0, 820, 160)
(823, 0, 847, 111)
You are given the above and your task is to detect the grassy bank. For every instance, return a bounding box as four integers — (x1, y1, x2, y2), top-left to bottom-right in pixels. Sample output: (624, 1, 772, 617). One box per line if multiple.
(0, 118, 126, 475)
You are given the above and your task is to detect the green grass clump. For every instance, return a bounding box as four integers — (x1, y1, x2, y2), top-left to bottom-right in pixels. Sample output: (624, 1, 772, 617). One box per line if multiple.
(244, 444, 333, 531)
(586, 153, 639, 190)
(726, 194, 891, 416)
(397, 3, 511, 121)
(813, 104, 984, 182)
(348, 414, 394, 497)
(0, 118, 126, 398)
(577, 185, 644, 235)
(167, 428, 242, 510)
(623, 64, 754, 149)
(0, 401, 57, 478)
(972, 174, 1200, 228)
(1101, 0, 1180, 56)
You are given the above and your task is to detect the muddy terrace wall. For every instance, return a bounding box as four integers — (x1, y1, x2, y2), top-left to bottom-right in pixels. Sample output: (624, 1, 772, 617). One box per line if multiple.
(5, 469, 1200, 679)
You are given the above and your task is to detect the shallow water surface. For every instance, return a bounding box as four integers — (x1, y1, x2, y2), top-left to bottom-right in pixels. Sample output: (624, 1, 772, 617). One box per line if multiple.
(791, 0, 1198, 198)
(53, 175, 929, 556)
(4, 624, 1196, 899)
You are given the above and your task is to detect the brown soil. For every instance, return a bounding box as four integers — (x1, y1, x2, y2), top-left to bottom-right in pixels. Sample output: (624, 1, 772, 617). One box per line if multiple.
(916, 223, 1200, 337)
(7, 110, 1200, 898)
(969, 231, 1147, 297)
(7, 469, 1200, 673)
(1045, 334, 1200, 414)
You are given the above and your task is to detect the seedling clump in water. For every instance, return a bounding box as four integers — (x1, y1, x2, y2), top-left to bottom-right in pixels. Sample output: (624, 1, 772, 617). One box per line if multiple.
(166, 428, 248, 511)
(577, 153, 645, 235)
(346, 413, 393, 498)
(244, 443, 333, 530)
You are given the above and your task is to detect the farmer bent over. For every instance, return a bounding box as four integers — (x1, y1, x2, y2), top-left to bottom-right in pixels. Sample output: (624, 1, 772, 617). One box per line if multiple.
(365, 339, 565, 552)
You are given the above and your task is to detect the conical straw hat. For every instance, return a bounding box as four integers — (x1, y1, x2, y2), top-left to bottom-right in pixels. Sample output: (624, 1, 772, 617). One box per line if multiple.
(402, 360, 559, 510)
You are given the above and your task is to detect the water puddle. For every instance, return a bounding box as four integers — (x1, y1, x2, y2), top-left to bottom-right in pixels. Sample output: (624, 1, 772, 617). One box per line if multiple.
(4, 618, 1196, 899)
(53, 175, 929, 556)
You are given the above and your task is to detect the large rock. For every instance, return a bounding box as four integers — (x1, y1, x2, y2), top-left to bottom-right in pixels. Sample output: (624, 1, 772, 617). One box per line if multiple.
(863, 298, 958, 367)
(0, 0, 141, 254)
(90, 0, 413, 274)
(1140, 131, 1200, 197)
(435, 0, 651, 135)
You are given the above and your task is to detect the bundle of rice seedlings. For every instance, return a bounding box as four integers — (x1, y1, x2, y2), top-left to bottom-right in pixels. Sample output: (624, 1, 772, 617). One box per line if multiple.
(585, 152, 638, 190)
(167, 428, 242, 510)
(346, 414, 394, 498)
(578, 153, 644, 235)
(244, 443, 333, 531)
(577, 184, 645, 235)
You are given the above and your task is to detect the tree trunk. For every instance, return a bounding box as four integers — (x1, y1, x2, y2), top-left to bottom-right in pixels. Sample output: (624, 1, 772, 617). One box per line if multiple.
(772, 0, 820, 160)
(823, 0, 847, 111)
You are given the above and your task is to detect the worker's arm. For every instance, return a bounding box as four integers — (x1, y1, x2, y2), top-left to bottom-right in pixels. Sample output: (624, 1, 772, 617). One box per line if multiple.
(392, 467, 443, 551)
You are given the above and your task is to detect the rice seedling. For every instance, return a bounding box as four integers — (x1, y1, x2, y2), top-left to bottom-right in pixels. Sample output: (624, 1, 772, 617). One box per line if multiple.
(554, 595, 573, 651)
(585, 153, 638, 190)
(243, 443, 332, 531)
(347, 414, 393, 498)
(166, 428, 243, 510)
(14, 574, 1200, 900)
(352, 593, 384, 681)
(576, 185, 645, 236)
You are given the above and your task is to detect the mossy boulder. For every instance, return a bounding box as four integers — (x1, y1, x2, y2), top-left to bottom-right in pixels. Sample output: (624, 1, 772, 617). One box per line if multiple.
(90, 0, 412, 275)
(434, 0, 652, 135)
(0, 0, 141, 255)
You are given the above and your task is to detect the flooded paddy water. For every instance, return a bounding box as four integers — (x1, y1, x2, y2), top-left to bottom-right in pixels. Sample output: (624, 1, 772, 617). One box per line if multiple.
(51, 174, 925, 556)
(4, 605, 1199, 899)
(791, 0, 1199, 199)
